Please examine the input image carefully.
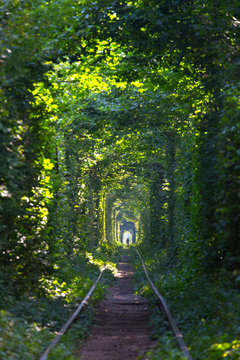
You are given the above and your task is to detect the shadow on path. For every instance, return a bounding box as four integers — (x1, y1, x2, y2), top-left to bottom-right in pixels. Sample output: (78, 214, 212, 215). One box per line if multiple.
(76, 254, 154, 360)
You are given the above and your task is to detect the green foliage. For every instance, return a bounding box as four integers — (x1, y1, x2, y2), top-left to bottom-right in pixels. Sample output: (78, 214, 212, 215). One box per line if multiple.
(0, 306, 92, 360)
(0, 252, 115, 359)
(1, 0, 240, 358)
(0, 310, 51, 360)
(133, 246, 240, 360)
(138, 335, 187, 360)
(208, 340, 240, 360)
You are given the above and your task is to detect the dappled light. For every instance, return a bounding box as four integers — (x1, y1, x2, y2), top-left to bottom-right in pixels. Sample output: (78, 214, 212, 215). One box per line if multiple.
(1, 0, 240, 359)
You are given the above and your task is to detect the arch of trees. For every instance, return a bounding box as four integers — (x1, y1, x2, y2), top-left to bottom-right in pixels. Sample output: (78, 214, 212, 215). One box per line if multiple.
(118, 219, 136, 244)
(1, 1, 240, 358)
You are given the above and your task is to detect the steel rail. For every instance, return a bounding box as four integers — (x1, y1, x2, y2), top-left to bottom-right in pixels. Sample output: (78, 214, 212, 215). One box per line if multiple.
(39, 269, 104, 360)
(136, 249, 192, 360)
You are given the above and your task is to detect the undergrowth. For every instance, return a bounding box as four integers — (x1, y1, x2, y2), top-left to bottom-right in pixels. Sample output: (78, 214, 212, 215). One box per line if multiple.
(131, 246, 240, 360)
(0, 246, 120, 360)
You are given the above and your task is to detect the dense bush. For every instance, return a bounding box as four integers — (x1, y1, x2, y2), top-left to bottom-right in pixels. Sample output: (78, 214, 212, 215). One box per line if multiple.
(1, 0, 240, 358)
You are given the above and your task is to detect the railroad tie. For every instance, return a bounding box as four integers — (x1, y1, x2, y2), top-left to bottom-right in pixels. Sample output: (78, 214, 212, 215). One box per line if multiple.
(76, 255, 154, 360)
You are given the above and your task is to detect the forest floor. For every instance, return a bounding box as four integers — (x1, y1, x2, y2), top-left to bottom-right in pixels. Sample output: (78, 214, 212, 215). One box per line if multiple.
(75, 254, 155, 360)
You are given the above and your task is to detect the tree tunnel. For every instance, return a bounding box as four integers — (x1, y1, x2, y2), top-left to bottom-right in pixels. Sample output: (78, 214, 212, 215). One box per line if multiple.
(2, 1, 240, 357)
(100, 177, 149, 246)
(119, 219, 136, 244)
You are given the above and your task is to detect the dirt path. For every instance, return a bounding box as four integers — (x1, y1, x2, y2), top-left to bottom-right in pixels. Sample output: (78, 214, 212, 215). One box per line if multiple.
(76, 254, 154, 360)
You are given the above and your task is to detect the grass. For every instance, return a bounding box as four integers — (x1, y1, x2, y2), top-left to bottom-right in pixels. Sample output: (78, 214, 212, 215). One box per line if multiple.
(131, 246, 240, 360)
(0, 248, 118, 360)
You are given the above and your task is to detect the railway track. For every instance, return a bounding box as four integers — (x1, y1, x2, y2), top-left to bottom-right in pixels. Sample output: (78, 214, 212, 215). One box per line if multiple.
(136, 249, 192, 360)
(39, 250, 192, 360)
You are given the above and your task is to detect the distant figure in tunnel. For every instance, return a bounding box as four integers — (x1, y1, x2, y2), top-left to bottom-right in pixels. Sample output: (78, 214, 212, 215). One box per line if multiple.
(126, 238, 129, 246)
